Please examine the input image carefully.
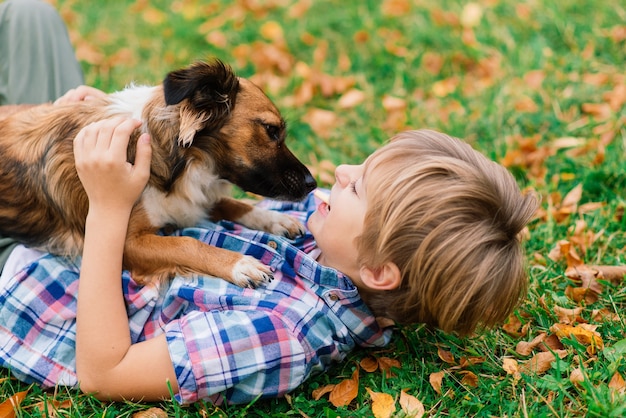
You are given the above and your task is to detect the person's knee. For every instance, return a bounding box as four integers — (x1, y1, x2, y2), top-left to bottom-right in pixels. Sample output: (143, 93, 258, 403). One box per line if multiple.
(1, 0, 62, 24)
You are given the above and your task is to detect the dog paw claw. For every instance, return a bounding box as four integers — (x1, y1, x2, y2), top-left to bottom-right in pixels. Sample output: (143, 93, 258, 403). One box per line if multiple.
(230, 256, 273, 288)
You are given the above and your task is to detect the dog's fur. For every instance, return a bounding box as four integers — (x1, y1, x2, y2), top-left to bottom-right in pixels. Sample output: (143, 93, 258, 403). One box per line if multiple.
(0, 59, 316, 287)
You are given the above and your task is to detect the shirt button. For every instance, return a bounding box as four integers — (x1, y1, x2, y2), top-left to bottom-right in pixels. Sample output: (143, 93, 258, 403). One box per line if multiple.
(328, 293, 340, 301)
(268, 241, 278, 249)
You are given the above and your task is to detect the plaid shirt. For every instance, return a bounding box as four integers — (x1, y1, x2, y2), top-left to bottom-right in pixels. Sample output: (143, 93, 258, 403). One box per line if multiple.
(0, 193, 392, 404)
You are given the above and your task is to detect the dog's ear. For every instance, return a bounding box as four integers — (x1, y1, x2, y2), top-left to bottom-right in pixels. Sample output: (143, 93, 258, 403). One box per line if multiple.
(163, 59, 239, 146)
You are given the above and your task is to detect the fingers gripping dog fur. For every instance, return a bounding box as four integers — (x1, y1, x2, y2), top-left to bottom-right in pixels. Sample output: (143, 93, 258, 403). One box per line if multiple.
(0, 59, 316, 288)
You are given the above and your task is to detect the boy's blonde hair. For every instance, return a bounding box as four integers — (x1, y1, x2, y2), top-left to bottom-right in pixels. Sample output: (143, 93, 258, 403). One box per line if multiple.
(357, 129, 537, 336)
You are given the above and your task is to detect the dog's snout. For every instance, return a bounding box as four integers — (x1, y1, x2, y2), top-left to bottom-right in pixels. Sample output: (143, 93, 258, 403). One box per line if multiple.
(304, 173, 317, 194)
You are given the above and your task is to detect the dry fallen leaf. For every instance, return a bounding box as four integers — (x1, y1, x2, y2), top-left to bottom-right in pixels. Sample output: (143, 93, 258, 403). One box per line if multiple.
(502, 357, 521, 381)
(377, 357, 402, 378)
(553, 305, 584, 325)
(312, 384, 335, 401)
(367, 388, 396, 418)
(550, 323, 604, 354)
(516, 332, 547, 356)
(459, 370, 479, 387)
(570, 367, 585, 387)
(360, 356, 380, 373)
(520, 350, 568, 374)
(0, 390, 29, 418)
(429, 371, 445, 394)
(437, 347, 456, 364)
(337, 88, 366, 109)
(132, 407, 169, 418)
(328, 368, 359, 408)
(609, 371, 626, 394)
(399, 390, 425, 417)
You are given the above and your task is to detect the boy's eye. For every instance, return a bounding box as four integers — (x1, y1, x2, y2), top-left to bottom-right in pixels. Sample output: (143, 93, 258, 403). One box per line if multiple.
(350, 181, 358, 194)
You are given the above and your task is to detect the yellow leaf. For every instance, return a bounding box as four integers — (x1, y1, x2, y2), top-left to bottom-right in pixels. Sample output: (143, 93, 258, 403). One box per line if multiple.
(399, 390, 425, 417)
(260, 21, 284, 42)
(367, 388, 395, 418)
(142, 7, 166, 25)
(550, 323, 604, 354)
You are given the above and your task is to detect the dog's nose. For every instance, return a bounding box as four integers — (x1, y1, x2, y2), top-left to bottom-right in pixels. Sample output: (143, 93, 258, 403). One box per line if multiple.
(304, 173, 317, 194)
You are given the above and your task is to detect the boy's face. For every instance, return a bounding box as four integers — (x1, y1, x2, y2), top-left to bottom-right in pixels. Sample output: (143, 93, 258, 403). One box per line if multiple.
(307, 162, 368, 284)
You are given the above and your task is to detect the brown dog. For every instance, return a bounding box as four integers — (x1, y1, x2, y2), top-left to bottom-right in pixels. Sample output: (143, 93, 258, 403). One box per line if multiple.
(0, 59, 316, 287)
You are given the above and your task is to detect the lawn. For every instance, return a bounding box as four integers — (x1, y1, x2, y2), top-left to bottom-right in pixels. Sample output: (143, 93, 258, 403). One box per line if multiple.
(1, 0, 625, 416)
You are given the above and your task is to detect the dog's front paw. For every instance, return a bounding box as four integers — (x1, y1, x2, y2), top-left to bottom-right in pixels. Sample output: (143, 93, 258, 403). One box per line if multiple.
(238, 207, 305, 238)
(230, 255, 274, 288)
(265, 212, 306, 238)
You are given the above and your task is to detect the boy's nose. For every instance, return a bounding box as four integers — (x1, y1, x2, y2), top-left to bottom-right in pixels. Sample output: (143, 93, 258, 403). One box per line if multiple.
(335, 164, 351, 188)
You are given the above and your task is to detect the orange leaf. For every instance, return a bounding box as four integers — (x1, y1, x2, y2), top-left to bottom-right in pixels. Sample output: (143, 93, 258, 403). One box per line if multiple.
(366, 388, 396, 418)
(302, 108, 339, 139)
(588, 265, 626, 284)
(399, 390, 425, 417)
(0, 390, 29, 418)
(502, 357, 521, 380)
(516, 332, 547, 356)
(329, 369, 359, 407)
(459, 370, 479, 387)
(570, 367, 585, 387)
(429, 371, 445, 394)
(377, 357, 401, 378)
(520, 350, 568, 374)
(360, 356, 380, 373)
(32, 399, 73, 416)
(132, 407, 169, 418)
(437, 347, 456, 364)
(337, 89, 366, 109)
(553, 305, 584, 325)
(312, 383, 335, 400)
(459, 356, 485, 368)
(550, 323, 604, 354)
(609, 372, 626, 394)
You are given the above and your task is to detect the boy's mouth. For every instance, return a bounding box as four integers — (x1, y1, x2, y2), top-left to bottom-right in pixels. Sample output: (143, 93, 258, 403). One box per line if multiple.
(314, 189, 331, 214)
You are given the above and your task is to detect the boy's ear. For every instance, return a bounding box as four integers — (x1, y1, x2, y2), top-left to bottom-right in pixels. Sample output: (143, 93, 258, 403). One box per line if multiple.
(360, 263, 401, 290)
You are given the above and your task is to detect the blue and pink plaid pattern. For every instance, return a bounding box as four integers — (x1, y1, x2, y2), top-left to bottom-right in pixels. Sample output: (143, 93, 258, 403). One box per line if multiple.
(0, 193, 392, 404)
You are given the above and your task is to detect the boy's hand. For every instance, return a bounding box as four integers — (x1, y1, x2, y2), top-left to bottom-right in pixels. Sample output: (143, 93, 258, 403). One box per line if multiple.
(55, 85, 108, 105)
(73, 118, 152, 213)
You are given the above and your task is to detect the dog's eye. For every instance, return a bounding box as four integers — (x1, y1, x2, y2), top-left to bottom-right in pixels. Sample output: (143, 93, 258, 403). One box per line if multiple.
(264, 124, 281, 141)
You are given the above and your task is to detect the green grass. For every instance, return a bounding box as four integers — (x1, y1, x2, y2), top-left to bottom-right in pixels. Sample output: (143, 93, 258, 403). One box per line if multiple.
(2, 0, 626, 416)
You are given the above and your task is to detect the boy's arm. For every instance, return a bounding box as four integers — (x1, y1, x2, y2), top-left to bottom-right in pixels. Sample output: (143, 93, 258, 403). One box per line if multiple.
(73, 117, 178, 400)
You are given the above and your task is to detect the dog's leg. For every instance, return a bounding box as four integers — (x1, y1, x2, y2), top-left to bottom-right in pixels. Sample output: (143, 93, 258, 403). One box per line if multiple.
(124, 207, 273, 288)
(211, 197, 306, 238)
(124, 234, 273, 288)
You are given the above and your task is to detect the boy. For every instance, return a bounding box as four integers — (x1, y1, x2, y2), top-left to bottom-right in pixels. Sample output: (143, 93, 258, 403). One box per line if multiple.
(0, 117, 537, 404)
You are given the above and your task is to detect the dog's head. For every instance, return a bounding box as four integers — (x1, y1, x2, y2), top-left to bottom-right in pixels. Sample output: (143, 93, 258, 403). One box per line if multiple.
(162, 59, 317, 201)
